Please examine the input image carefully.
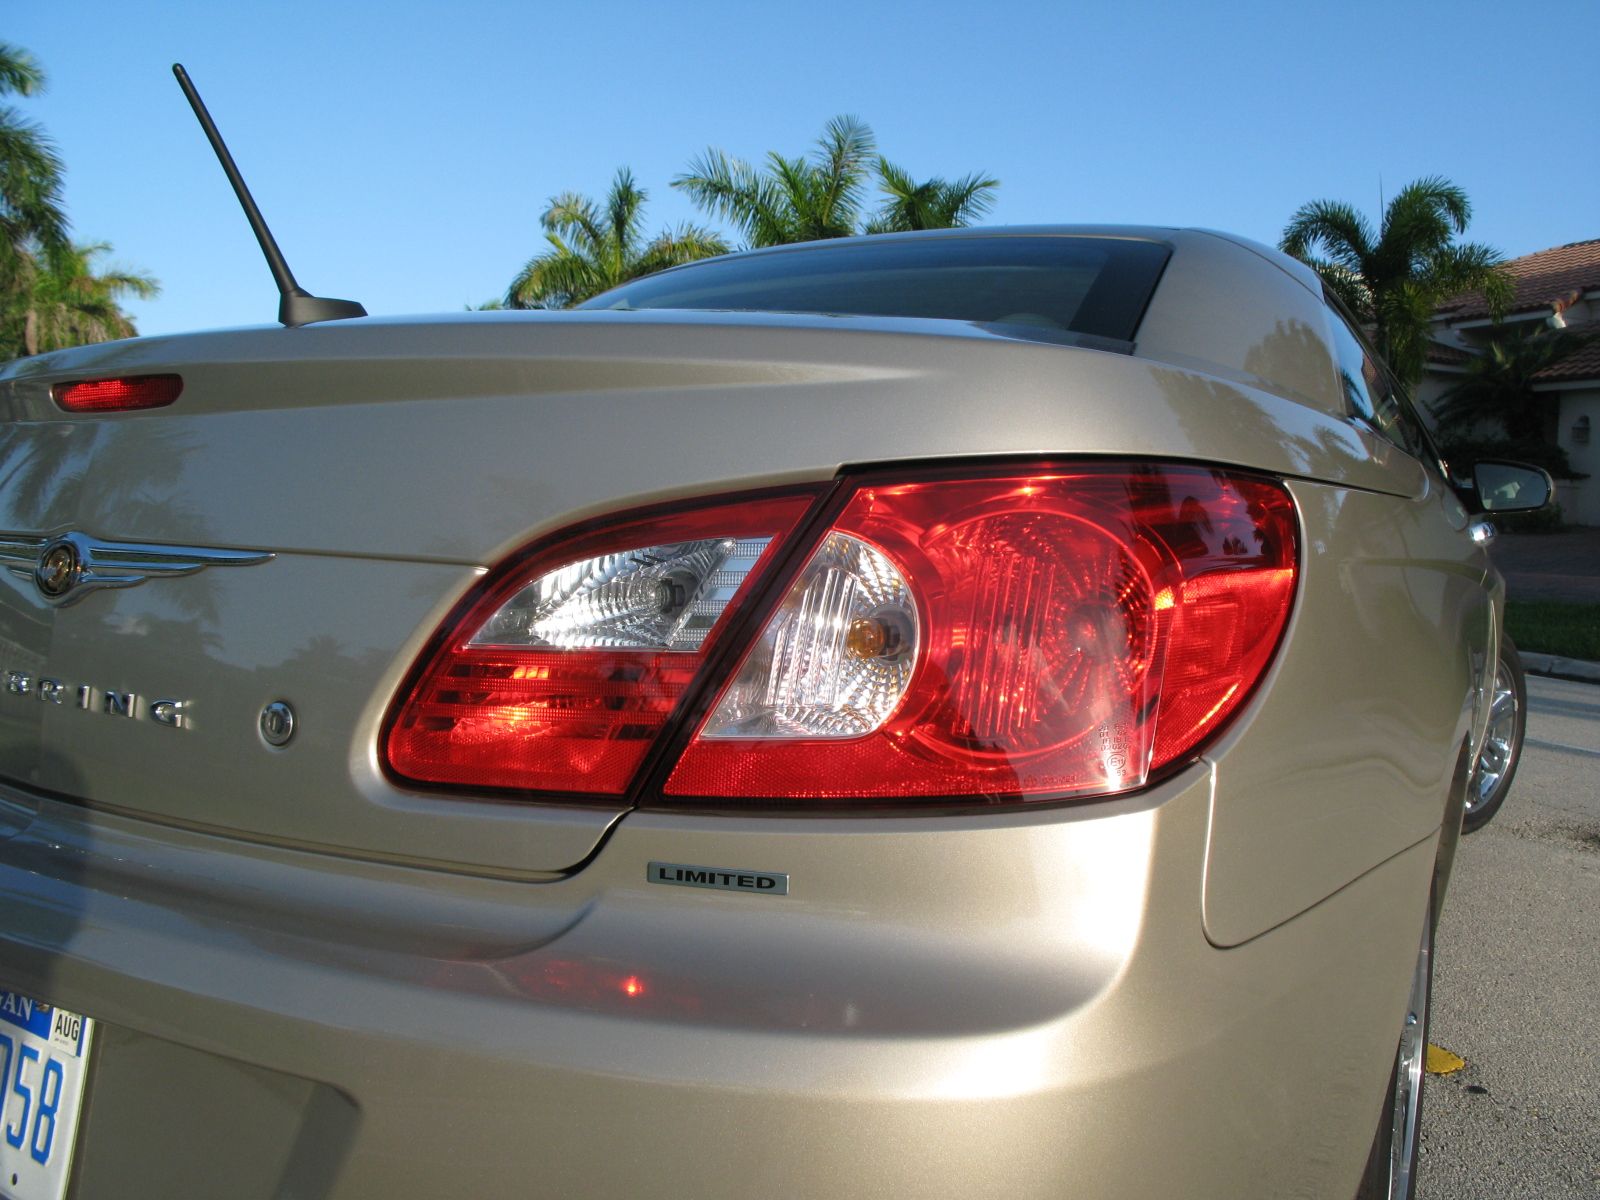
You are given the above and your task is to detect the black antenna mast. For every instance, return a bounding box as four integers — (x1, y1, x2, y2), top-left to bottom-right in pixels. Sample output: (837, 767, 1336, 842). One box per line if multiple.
(172, 63, 366, 328)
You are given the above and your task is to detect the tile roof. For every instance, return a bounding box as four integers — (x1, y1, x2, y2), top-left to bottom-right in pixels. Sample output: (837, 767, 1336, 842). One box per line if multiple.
(1426, 340, 1473, 366)
(1536, 335, 1600, 383)
(1436, 238, 1600, 320)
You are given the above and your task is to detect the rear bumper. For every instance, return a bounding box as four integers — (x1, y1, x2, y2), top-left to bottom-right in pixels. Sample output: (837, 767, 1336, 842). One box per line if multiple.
(0, 768, 1432, 1200)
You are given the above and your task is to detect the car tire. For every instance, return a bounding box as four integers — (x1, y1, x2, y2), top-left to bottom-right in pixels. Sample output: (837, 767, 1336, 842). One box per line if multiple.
(1354, 897, 1433, 1200)
(1462, 634, 1527, 833)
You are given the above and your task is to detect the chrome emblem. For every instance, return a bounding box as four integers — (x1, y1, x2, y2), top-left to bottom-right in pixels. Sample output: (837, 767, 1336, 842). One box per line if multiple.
(35, 540, 81, 598)
(0, 530, 273, 606)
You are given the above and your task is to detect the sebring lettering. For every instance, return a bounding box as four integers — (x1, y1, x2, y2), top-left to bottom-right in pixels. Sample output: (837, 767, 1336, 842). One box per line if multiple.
(0, 669, 189, 729)
(647, 861, 789, 896)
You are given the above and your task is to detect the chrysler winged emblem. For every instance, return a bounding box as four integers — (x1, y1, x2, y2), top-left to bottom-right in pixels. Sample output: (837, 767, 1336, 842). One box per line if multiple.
(0, 530, 273, 606)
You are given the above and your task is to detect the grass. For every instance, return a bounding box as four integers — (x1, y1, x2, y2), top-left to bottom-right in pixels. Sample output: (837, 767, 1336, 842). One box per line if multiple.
(1504, 599, 1600, 662)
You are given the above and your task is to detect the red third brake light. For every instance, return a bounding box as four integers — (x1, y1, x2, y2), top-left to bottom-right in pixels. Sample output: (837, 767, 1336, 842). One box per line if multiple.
(664, 465, 1298, 804)
(52, 375, 183, 413)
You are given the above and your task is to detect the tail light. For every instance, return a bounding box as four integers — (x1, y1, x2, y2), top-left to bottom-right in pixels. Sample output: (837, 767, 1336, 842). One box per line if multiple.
(384, 464, 1298, 807)
(385, 490, 820, 794)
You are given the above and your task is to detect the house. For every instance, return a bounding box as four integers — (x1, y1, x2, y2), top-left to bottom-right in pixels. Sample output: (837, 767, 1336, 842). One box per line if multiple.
(1419, 238, 1600, 526)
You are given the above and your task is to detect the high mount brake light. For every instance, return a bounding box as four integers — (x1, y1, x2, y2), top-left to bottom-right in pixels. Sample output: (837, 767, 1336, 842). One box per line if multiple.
(384, 465, 1298, 806)
(52, 375, 183, 413)
(384, 491, 821, 795)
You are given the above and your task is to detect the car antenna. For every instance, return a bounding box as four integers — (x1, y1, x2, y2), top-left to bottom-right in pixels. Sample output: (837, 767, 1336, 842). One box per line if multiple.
(172, 63, 366, 328)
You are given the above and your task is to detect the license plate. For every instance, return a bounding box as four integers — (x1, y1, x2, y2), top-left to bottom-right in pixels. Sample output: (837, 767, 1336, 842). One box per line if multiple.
(0, 991, 93, 1200)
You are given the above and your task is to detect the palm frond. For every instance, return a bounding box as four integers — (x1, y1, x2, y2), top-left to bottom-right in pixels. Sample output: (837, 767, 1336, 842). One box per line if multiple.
(675, 148, 789, 246)
(815, 116, 874, 186)
(1423, 242, 1511, 316)
(875, 157, 917, 200)
(770, 151, 850, 241)
(676, 119, 991, 246)
(0, 44, 45, 99)
(634, 224, 730, 277)
(1374, 280, 1442, 385)
(1383, 175, 1470, 239)
(812, 115, 874, 229)
(65, 242, 158, 300)
(0, 109, 68, 254)
(506, 232, 607, 309)
(510, 168, 730, 307)
(873, 157, 931, 231)
(605, 166, 646, 260)
(938, 172, 1000, 225)
(1280, 199, 1373, 276)
(875, 168, 1000, 230)
(541, 191, 608, 258)
(7, 241, 158, 354)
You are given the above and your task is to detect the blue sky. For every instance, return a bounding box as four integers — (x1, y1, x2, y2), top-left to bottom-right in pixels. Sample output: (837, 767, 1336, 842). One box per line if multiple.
(12, 0, 1597, 336)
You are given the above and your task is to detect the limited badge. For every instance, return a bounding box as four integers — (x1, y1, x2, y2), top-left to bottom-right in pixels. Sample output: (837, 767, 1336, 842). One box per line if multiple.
(647, 861, 789, 896)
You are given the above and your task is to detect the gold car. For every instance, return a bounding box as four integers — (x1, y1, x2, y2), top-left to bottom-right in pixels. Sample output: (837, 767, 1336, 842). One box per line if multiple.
(0, 227, 1547, 1199)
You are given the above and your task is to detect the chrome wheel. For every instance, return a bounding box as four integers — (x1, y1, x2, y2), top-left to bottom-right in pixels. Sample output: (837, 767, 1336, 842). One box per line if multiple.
(1468, 659, 1518, 810)
(1463, 635, 1526, 833)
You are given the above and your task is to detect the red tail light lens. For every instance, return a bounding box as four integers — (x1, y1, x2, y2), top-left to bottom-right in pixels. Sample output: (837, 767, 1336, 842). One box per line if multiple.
(384, 464, 1297, 806)
(384, 490, 819, 795)
(665, 466, 1297, 803)
(52, 375, 183, 412)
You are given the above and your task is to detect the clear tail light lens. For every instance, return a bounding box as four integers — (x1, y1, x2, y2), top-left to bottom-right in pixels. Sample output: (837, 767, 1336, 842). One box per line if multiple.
(468, 536, 776, 652)
(384, 491, 819, 795)
(384, 464, 1298, 807)
(665, 466, 1297, 803)
(699, 531, 919, 739)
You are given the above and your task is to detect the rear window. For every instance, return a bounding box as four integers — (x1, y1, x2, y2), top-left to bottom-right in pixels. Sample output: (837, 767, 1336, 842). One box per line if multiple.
(580, 235, 1171, 345)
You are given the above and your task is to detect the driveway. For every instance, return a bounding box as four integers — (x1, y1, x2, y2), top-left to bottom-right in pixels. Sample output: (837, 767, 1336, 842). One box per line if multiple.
(1418, 674, 1600, 1198)
(1489, 528, 1600, 604)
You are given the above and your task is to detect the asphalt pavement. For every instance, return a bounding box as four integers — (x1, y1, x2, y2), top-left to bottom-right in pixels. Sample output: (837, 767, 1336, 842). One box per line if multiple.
(1489, 528, 1600, 605)
(1418, 674, 1600, 1199)
(1491, 527, 1600, 683)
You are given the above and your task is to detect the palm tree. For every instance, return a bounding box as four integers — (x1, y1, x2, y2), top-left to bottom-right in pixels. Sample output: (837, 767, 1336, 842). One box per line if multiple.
(1280, 177, 1511, 388)
(506, 167, 729, 309)
(0, 42, 68, 304)
(673, 116, 878, 247)
(675, 119, 1001, 247)
(1433, 323, 1592, 444)
(1, 241, 158, 358)
(0, 45, 157, 358)
(867, 158, 998, 233)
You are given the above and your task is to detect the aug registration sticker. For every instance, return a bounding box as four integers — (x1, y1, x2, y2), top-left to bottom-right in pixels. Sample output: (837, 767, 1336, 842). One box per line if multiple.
(0, 990, 94, 1200)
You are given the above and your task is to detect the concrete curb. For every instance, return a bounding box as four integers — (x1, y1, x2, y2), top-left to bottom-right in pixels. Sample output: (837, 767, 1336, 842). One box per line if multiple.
(1521, 651, 1600, 684)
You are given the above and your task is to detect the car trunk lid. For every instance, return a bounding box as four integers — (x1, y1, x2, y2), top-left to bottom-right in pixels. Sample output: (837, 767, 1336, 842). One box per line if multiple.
(0, 311, 1413, 874)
